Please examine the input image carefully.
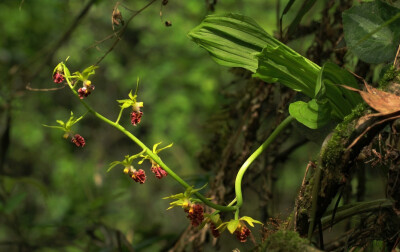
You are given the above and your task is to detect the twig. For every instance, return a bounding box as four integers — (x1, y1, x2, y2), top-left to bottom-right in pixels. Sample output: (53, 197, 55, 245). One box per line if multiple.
(26, 0, 96, 86)
(26, 83, 66, 92)
(85, 33, 118, 51)
(94, 0, 159, 66)
(394, 44, 400, 67)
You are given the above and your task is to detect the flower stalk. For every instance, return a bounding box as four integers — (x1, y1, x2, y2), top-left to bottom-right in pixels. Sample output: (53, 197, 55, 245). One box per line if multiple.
(234, 115, 294, 210)
(65, 76, 235, 212)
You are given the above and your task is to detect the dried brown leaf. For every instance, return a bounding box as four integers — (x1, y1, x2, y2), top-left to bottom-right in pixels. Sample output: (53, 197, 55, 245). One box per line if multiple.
(341, 82, 400, 115)
(341, 82, 400, 150)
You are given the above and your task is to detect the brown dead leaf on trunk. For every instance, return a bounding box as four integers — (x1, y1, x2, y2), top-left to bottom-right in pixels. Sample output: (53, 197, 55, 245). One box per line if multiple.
(340, 82, 400, 150)
(341, 82, 400, 116)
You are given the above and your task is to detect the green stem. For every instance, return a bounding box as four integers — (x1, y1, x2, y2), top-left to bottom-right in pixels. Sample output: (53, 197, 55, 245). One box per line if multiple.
(67, 83, 235, 212)
(320, 199, 392, 230)
(234, 115, 294, 208)
(234, 208, 240, 220)
(115, 107, 124, 124)
(308, 165, 321, 241)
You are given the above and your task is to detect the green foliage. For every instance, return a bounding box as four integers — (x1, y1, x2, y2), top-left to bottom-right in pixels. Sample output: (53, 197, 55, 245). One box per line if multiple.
(343, 0, 400, 64)
(190, 13, 362, 129)
(255, 44, 319, 97)
(289, 99, 331, 129)
(2, 0, 398, 251)
(284, 0, 317, 38)
(1, 1, 239, 250)
(188, 13, 276, 72)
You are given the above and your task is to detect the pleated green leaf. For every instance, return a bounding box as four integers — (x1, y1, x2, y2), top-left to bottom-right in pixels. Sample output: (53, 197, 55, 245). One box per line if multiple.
(289, 99, 332, 129)
(189, 13, 279, 72)
(254, 45, 320, 98)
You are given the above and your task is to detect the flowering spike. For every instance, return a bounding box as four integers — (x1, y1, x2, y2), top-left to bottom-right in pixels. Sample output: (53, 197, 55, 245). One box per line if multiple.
(71, 134, 85, 147)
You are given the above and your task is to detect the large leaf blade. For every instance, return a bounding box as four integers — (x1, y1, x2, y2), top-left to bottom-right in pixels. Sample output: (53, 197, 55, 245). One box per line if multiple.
(254, 45, 320, 98)
(343, 0, 400, 64)
(189, 13, 283, 72)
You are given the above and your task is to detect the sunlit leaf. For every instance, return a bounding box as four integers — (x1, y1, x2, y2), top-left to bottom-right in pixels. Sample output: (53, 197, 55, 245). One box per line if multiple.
(189, 13, 275, 72)
(255, 45, 319, 98)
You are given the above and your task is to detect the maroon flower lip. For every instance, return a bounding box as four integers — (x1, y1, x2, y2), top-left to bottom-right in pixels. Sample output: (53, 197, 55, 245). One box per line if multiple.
(71, 134, 85, 147)
(78, 81, 95, 99)
(185, 204, 204, 227)
(53, 72, 64, 83)
(235, 225, 251, 242)
(131, 111, 143, 126)
(151, 165, 168, 179)
(210, 222, 220, 238)
(131, 169, 146, 184)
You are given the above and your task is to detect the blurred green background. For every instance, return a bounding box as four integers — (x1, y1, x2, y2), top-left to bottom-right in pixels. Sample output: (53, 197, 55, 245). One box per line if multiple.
(1, 0, 384, 251)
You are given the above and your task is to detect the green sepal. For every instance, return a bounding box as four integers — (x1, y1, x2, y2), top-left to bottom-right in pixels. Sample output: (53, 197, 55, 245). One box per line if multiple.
(41, 125, 64, 130)
(107, 161, 124, 172)
(107, 150, 145, 172)
(117, 89, 143, 109)
(72, 65, 98, 83)
(210, 213, 221, 224)
(42, 111, 85, 133)
(139, 142, 173, 164)
(81, 65, 98, 79)
(117, 97, 135, 108)
(199, 213, 221, 229)
(239, 216, 263, 227)
(227, 219, 240, 234)
(153, 142, 174, 154)
(128, 90, 137, 101)
(53, 57, 75, 83)
(56, 120, 65, 126)
(163, 184, 208, 210)
(163, 193, 185, 200)
(65, 111, 84, 129)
